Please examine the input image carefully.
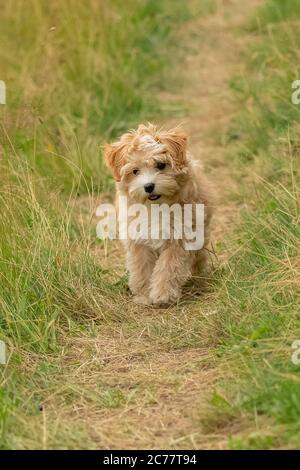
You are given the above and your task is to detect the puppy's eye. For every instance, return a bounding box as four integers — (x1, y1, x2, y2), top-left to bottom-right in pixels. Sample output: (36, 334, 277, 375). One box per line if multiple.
(133, 169, 139, 175)
(156, 162, 166, 170)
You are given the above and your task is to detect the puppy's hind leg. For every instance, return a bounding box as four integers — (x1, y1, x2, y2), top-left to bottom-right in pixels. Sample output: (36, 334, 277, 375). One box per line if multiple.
(149, 243, 194, 306)
(126, 243, 157, 304)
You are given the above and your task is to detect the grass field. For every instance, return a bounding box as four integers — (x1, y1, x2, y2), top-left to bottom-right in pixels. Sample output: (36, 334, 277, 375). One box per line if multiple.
(0, 0, 300, 449)
(210, 0, 300, 448)
(0, 0, 195, 448)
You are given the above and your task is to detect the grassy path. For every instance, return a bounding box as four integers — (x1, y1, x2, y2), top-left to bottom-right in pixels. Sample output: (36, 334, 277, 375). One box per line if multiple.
(8, 0, 300, 449)
(7, 0, 300, 450)
(1, 0, 299, 449)
(60, 0, 263, 449)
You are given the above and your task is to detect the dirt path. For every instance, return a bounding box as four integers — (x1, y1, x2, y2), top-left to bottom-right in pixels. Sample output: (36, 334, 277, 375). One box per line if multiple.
(164, 1, 262, 246)
(61, 0, 262, 450)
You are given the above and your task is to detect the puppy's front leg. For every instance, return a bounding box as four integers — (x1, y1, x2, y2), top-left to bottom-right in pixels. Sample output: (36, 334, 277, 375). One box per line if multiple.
(126, 243, 157, 303)
(149, 243, 193, 305)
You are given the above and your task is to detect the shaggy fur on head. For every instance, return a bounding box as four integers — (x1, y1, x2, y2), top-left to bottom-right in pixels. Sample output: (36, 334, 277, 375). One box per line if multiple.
(104, 123, 214, 306)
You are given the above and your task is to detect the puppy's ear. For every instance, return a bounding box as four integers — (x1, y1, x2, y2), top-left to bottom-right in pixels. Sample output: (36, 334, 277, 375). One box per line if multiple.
(158, 127, 187, 169)
(104, 132, 136, 181)
(104, 142, 126, 181)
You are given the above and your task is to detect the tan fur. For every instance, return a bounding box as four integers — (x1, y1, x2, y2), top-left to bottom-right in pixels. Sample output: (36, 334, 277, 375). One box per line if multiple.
(104, 123, 214, 306)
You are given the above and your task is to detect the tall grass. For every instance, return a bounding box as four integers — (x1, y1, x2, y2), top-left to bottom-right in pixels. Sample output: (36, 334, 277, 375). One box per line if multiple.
(4, 0, 300, 450)
(0, 0, 194, 448)
(208, 0, 300, 449)
(0, 0, 191, 192)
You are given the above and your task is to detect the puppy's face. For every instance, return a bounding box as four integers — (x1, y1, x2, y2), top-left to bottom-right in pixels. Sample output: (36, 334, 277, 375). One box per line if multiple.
(104, 124, 189, 203)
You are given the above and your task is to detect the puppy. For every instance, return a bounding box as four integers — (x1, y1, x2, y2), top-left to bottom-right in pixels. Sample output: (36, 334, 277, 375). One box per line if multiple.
(104, 123, 213, 306)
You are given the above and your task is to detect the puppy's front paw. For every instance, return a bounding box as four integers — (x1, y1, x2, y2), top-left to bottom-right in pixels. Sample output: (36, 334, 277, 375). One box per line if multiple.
(149, 280, 181, 306)
(132, 294, 151, 306)
(149, 289, 179, 307)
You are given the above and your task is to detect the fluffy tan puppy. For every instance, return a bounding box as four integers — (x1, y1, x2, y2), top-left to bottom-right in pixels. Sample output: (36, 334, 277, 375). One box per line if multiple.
(104, 123, 213, 306)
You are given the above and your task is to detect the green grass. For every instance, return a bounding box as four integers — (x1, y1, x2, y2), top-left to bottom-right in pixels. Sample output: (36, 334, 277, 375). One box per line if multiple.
(2, 0, 300, 450)
(0, 0, 192, 193)
(206, 0, 300, 449)
(0, 0, 198, 449)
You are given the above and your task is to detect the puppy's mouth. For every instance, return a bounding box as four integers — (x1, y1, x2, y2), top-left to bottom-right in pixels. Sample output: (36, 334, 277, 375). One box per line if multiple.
(148, 194, 161, 201)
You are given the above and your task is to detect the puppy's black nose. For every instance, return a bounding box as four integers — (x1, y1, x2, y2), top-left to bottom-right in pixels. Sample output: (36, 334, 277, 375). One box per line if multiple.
(144, 183, 155, 193)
